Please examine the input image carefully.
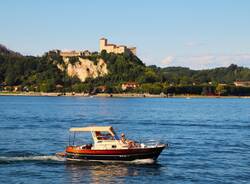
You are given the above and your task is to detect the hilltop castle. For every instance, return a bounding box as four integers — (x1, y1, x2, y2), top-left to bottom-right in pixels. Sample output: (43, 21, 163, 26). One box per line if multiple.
(99, 38, 136, 55)
(49, 38, 136, 57)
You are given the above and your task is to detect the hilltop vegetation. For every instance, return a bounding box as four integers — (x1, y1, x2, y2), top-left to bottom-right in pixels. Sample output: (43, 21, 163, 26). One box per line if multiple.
(1, 45, 250, 95)
(0, 48, 67, 92)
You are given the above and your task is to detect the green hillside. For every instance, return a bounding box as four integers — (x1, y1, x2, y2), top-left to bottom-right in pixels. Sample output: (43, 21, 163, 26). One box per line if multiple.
(1, 45, 250, 95)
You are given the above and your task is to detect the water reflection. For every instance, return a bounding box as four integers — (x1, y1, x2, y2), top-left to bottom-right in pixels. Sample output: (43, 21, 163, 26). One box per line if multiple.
(65, 162, 163, 184)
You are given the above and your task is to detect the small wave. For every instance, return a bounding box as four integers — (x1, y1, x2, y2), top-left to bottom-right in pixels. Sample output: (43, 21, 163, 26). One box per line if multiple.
(0, 155, 65, 163)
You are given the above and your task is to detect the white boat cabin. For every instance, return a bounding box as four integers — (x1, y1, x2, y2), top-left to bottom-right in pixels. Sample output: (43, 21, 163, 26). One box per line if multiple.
(69, 126, 129, 150)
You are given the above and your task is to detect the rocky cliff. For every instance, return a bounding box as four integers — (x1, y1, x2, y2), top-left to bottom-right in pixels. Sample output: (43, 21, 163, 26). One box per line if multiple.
(57, 57, 108, 82)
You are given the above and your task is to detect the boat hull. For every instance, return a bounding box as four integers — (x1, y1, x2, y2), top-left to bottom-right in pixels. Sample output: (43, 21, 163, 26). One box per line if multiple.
(65, 145, 165, 162)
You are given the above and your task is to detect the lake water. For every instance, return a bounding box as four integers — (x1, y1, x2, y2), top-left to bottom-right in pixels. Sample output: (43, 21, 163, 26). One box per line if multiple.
(0, 96, 249, 183)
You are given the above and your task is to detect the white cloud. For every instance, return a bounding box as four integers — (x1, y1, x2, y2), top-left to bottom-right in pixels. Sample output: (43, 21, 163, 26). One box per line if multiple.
(161, 56, 175, 65)
(161, 53, 250, 69)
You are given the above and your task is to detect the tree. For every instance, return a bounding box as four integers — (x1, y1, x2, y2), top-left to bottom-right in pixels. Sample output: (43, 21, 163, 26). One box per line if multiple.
(5, 72, 16, 86)
(216, 84, 228, 96)
(139, 69, 159, 83)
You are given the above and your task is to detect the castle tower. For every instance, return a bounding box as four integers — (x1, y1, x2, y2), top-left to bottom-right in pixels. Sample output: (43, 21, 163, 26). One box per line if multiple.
(99, 38, 107, 52)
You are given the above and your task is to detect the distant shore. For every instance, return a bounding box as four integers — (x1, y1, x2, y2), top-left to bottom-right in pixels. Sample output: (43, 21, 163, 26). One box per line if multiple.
(1, 91, 250, 98)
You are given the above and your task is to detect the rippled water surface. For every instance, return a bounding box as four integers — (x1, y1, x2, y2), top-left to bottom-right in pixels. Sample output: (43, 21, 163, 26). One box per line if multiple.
(0, 96, 250, 183)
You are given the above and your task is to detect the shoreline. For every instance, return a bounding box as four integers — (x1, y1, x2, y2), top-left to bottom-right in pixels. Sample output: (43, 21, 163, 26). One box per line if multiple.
(0, 92, 250, 98)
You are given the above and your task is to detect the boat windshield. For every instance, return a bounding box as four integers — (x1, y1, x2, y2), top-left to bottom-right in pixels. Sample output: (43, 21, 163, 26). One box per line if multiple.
(69, 132, 93, 146)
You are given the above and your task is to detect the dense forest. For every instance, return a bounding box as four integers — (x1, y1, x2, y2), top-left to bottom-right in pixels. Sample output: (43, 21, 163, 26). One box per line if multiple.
(1, 44, 250, 96)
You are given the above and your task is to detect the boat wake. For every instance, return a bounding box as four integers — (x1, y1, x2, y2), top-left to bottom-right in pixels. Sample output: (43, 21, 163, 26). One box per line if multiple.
(0, 150, 156, 165)
(130, 159, 155, 164)
(0, 155, 156, 165)
(0, 155, 65, 164)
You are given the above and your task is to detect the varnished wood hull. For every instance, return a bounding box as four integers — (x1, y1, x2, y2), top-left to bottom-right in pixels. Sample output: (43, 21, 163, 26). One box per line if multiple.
(65, 145, 166, 161)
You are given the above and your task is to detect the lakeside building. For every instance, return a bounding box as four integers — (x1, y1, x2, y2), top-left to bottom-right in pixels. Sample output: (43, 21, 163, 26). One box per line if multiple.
(121, 82, 139, 91)
(234, 81, 250, 87)
(97, 85, 107, 93)
(99, 38, 136, 55)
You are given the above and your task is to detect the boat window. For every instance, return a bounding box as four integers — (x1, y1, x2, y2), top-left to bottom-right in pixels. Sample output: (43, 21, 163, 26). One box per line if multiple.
(95, 131, 114, 140)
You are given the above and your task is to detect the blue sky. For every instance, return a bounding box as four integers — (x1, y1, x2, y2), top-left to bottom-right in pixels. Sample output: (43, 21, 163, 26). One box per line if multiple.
(1, 0, 250, 69)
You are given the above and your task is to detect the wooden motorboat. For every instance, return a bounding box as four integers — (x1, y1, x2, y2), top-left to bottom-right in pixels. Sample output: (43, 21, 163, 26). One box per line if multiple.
(58, 126, 166, 162)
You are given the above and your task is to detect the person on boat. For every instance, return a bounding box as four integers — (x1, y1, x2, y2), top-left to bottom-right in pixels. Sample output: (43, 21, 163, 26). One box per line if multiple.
(95, 131, 102, 140)
(121, 133, 127, 143)
(120, 133, 136, 148)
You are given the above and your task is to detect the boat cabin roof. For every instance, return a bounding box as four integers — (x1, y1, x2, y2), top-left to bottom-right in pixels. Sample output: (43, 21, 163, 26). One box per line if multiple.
(69, 126, 115, 136)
